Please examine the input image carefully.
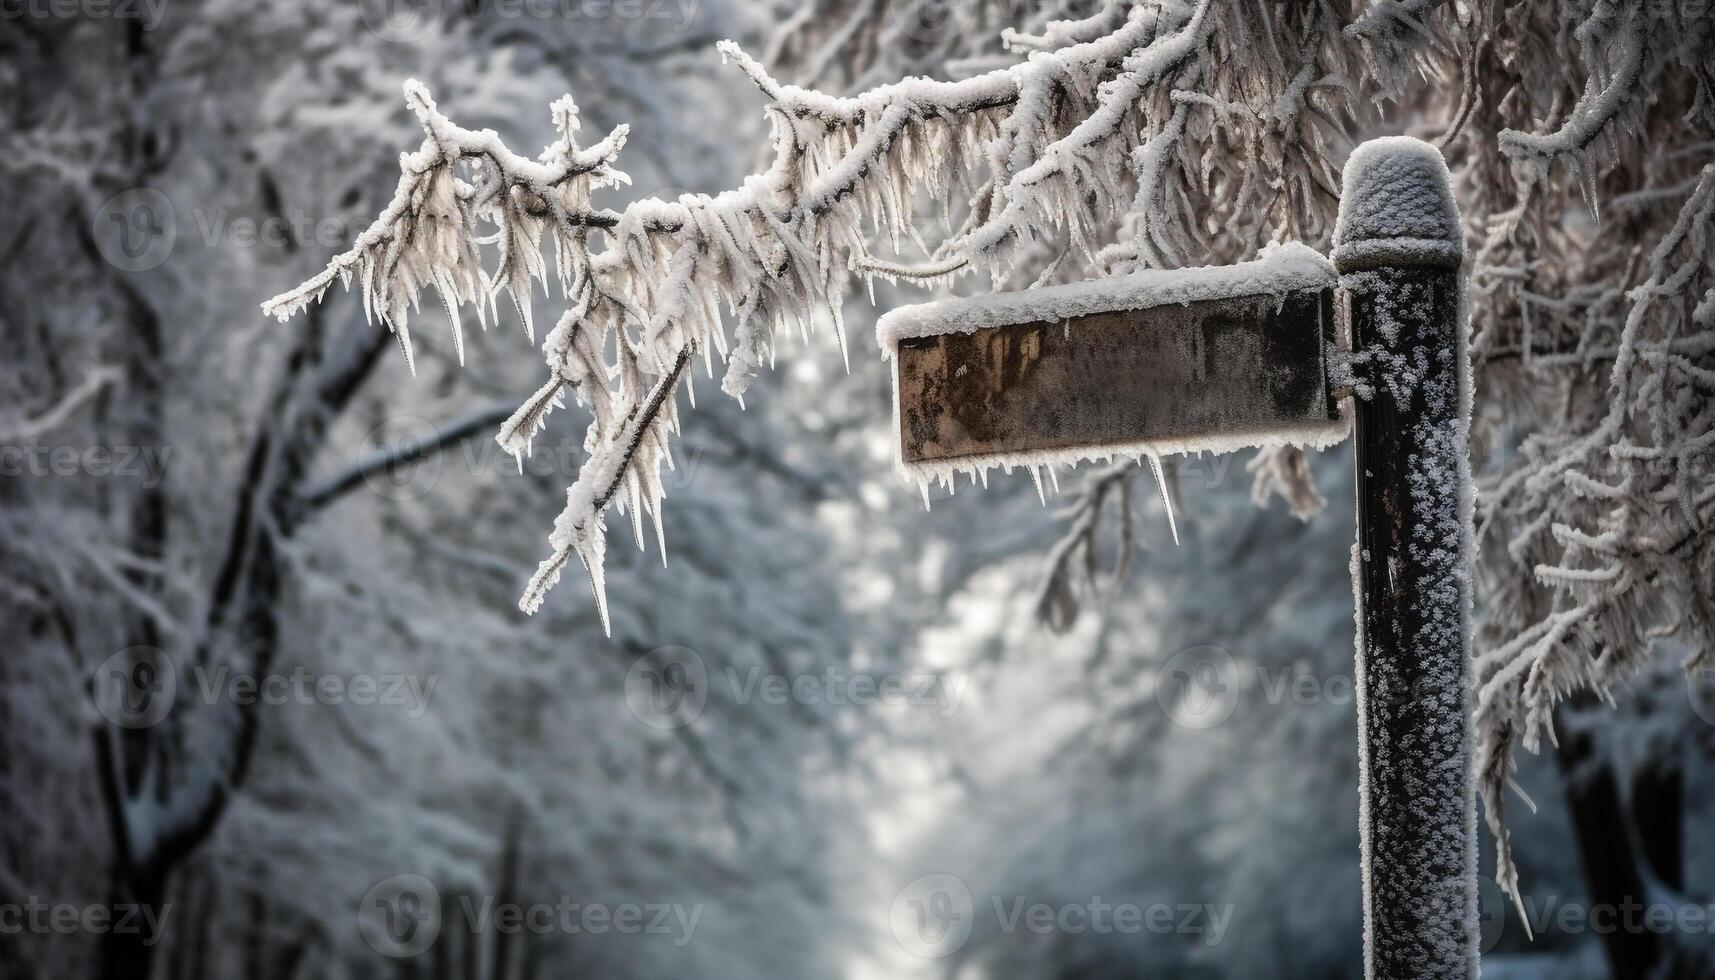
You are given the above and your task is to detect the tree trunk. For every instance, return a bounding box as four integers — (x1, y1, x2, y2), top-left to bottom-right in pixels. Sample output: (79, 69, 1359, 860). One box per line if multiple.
(94, 871, 167, 980)
(1631, 756, 1683, 893)
(1554, 694, 1667, 978)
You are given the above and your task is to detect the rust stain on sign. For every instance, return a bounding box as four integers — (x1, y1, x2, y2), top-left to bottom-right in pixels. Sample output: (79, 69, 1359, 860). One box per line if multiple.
(894, 289, 1338, 465)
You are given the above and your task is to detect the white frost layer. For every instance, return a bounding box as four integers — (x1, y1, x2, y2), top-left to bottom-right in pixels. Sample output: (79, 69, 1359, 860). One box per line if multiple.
(875, 241, 1335, 351)
(1332, 136, 1463, 271)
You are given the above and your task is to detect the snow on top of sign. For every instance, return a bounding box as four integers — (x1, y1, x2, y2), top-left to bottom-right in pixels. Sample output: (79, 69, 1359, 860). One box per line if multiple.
(1332, 136, 1462, 272)
(875, 242, 1335, 351)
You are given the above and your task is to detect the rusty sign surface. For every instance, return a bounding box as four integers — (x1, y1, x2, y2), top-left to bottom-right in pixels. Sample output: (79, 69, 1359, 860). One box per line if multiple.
(892, 288, 1340, 467)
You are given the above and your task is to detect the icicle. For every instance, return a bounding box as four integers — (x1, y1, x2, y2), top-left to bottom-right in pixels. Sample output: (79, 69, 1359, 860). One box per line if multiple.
(587, 556, 611, 637)
(1030, 465, 1047, 505)
(1149, 454, 1179, 545)
(629, 486, 646, 550)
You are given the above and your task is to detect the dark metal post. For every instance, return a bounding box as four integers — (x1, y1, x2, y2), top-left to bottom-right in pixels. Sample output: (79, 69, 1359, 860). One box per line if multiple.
(1335, 137, 1477, 980)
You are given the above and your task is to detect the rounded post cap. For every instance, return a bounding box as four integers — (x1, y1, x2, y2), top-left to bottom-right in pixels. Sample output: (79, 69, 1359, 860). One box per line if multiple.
(1333, 136, 1463, 273)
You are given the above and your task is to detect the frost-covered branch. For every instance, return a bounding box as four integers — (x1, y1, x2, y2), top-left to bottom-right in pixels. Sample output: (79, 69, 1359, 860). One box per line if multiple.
(1036, 459, 1137, 632)
(296, 401, 518, 511)
(264, 0, 1308, 621)
(266, 0, 1402, 621)
(1496, 1, 1648, 192)
(1473, 164, 1715, 899)
(1246, 445, 1327, 521)
(0, 366, 121, 441)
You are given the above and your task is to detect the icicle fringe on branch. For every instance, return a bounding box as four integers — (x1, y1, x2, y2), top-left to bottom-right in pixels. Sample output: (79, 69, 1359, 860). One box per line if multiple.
(264, 0, 1379, 624)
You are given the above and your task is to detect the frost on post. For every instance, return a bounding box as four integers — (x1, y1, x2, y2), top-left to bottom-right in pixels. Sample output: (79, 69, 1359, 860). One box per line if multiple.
(1338, 137, 1478, 979)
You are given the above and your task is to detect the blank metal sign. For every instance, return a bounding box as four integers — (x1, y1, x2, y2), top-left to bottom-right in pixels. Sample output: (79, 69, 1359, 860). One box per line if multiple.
(893, 288, 1339, 466)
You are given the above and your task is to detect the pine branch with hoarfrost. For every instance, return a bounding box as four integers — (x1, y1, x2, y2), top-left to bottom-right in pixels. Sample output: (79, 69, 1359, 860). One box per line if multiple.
(1472, 165, 1715, 902)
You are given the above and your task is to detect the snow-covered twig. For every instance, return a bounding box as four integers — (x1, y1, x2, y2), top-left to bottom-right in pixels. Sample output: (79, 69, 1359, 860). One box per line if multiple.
(0, 367, 122, 442)
(295, 402, 518, 511)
